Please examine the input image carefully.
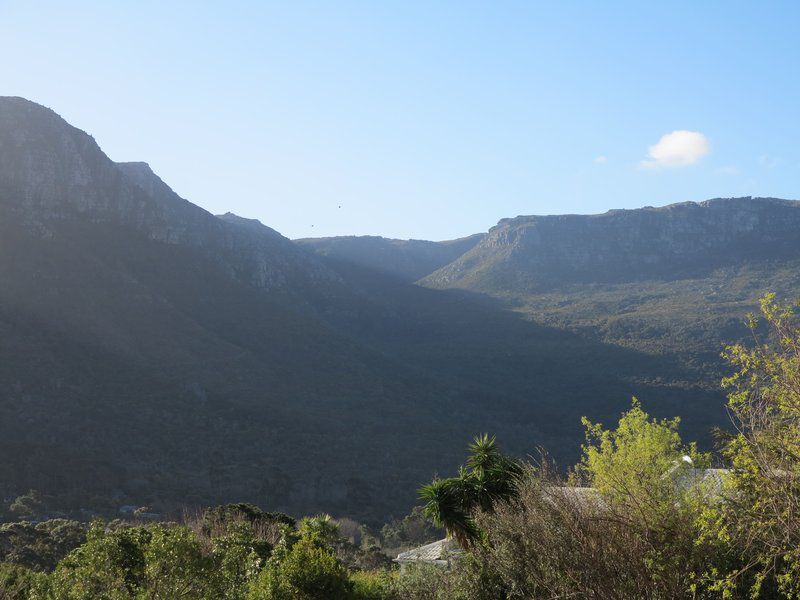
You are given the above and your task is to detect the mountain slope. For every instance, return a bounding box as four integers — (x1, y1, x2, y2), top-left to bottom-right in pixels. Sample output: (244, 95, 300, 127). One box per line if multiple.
(421, 198, 800, 376)
(0, 97, 477, 520)
(0, 97, 731, 523)
(296, 234, 484, 282)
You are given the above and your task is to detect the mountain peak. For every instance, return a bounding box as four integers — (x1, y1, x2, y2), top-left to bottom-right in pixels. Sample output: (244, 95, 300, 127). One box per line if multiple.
(0, 97, 338, 291)
(0, 96, 63, 119)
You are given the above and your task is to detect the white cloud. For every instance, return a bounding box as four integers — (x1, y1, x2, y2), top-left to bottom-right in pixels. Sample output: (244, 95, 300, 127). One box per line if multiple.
(641, 130, 710, 168)
(594, 155, 608, 164)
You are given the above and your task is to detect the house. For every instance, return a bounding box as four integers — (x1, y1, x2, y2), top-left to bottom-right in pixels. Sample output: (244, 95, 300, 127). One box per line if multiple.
(397, 462, 732, 568)
(664, 457, 731, 498)
(394, 538, 464, 570)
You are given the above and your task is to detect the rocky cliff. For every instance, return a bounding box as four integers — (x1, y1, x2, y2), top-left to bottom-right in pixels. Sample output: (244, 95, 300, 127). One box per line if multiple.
(423, 198, 800, 292)
(0, 97, 336, 292)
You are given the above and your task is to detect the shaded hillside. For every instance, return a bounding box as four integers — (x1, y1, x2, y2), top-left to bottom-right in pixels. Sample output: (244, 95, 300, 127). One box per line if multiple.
(0, 97, 722, 523)
(296, 234, 483, 282)
(420, 199, 800, 372)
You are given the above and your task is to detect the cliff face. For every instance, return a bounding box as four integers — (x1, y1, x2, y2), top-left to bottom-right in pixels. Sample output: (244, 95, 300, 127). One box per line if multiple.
(0, 96, 337, 292)
(423, 198, 800, 291)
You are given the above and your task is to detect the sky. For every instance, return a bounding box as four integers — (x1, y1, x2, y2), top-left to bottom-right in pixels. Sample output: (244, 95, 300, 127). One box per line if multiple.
(1, 1, 798, 240)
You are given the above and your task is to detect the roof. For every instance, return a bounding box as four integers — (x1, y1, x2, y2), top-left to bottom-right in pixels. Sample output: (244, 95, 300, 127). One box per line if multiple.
(548, 467, 732, 508)
(394, 538, 464, 565)
(668, 466, 731, 497)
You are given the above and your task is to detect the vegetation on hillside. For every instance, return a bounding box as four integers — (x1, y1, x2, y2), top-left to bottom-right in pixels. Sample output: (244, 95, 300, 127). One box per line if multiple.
(6, 100, 794, 525)
(2, 294, 799, 598)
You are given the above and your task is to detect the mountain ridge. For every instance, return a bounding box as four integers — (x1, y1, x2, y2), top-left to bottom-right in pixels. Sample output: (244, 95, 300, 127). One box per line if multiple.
(0, 96, 789, 523)
(0, 96, 338, 293)
(422, 196, 800, 291)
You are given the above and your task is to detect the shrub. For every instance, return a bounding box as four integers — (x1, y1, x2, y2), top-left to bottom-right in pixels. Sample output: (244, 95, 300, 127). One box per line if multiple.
(707, 294, 800, 597)
(33, 523, 224, 600)
(350, 570, 395, 600)
(247, 536, 352, 600)
(0, 562, 45, 600)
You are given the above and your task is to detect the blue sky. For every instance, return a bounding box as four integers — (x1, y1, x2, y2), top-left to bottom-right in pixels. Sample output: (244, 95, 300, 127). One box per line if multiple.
(1, 1, 798, 240)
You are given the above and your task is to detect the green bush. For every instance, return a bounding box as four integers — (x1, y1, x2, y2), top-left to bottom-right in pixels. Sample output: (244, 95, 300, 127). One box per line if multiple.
(0, 562, 46, 600)
(0, 520, 86, 572)
(31, 522, 225, 600)
(247, 536, 352, 600)
(350, 570, 395, 599)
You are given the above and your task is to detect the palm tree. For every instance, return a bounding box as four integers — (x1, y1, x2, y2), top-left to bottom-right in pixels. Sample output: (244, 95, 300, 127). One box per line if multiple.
(467, 434, 522, 511)
(419, 435, 521, 548)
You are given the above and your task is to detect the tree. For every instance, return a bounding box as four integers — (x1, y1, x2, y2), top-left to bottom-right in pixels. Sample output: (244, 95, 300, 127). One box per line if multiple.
(210, 521, 269, 600)
(579, 398, 709, 510)
(9, 491, 44, 520)
(419, 435, 521, 548)
(710, 294, 800, 598)
(246, 529, 352, 600)
(0, 519, 87, 571)
(296, 515, 340, 548)
(457, 405, 722, 599)
(379, 507, 441, 551)
(34, 523, 222, 600)
(141, 526, 215, 599)
(38, 521, 149, 599)
(0, 562, 46, 600)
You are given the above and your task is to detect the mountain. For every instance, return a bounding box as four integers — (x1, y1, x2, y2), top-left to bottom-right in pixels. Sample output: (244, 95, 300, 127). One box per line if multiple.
(0, 98, 338, 294)
(417, 198, 800, 376)
(0, 97, 747, 524)
(422, 198, 800, 291)
(295, 234, 484, 282)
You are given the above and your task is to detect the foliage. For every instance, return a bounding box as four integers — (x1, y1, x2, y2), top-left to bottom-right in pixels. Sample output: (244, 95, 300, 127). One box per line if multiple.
(139, 525, 214, 599)
(0, 520, 87, 571)
(247, 533, 352, 600)
(387, 564, 452, 600)
(379, 507, 441, 553)
(378, 559, 501, 600)
(579, 398, 710, 506)
(9, 492, 44, 520)
(199, 504, 295, 534)
(418, 435, 521, 547)
(439, 403, 733, 599)
(470, 465, 719, 599)
(210, 521, 269, 600)
(706, 294, 800, 598)
(296, 515, 340, 548)
(349, 570, 395, 600)
(0, 562, 46, 600)
(36, 522, 150, 599)
(31, 522, 229, 599)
